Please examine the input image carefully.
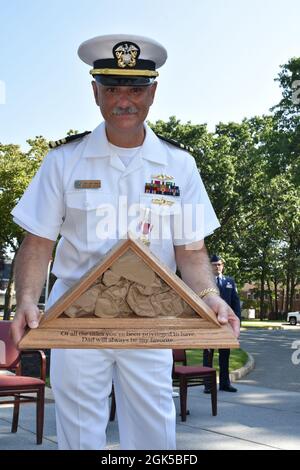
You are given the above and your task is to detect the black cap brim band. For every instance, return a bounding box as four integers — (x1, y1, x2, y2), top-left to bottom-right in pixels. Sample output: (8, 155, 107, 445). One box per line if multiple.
(93, 58, 156, 71)
(93, 75, 155, 86)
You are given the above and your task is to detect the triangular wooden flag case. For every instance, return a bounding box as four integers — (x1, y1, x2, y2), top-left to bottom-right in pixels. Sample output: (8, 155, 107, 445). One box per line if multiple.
(19, 234, 239, 350)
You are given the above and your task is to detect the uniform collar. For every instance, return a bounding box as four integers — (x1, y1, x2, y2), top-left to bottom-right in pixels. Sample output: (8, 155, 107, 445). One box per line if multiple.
(82, 121, 167, 165)
(141, 124, 167, 165)
(81, 122, 111, 158)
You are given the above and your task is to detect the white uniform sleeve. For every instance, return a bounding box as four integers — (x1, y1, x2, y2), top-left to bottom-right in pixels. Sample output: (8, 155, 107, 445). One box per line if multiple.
(11, 150, 64, 241)
(173, 157, 220, 246)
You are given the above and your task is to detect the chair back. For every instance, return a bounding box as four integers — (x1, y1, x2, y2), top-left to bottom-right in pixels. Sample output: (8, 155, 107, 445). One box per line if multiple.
(0, 321, 20, 370)
(172, 349, 187, 364)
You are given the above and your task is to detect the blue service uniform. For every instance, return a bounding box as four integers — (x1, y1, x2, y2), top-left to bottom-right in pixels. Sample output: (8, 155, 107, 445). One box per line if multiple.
(203, 275, 241, 389)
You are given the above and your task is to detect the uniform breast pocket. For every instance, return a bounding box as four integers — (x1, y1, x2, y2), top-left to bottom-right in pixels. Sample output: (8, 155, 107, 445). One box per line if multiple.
(65, 191, 116, 246)
(139, 193, 182, 244)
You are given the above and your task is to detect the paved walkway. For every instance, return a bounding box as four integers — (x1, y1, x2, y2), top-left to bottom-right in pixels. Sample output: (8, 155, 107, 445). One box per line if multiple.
(1, 329, 300, 450)
(239, 328, 300, 392)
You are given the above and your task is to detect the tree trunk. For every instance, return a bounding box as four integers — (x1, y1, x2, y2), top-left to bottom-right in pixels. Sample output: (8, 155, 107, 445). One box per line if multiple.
(3, 252, 16, 321)
(266, 279, 273, 319)
(281, 287, 285, 313)
(285, 269, 290, 314)
(274, 277, 279, 319)
(259, 267, 265, 321)
(289, 273, 295, 312)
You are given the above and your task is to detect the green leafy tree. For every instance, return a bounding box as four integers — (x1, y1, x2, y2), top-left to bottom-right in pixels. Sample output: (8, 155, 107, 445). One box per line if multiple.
(0, 137, 48, 319)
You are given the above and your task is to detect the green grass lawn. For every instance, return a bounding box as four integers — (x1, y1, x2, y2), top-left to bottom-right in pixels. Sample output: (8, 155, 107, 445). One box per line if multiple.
(243, 319, 283, 322)
(241, 320, 287, 329)
(185, 348, 248, 373)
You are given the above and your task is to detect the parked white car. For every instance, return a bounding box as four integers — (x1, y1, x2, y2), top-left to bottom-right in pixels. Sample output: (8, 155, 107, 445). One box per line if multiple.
(287, 311, 300, 325)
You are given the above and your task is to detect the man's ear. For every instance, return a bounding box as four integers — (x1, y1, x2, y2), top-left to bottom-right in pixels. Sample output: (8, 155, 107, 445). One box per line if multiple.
(149, 81, 158, 104)
(92, 81, 99, 106)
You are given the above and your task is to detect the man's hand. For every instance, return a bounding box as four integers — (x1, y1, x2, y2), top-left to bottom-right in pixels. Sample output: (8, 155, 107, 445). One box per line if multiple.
(203, 295, 240, 338)
(11, 301, 41, 347)
(12, 233, 54, 348)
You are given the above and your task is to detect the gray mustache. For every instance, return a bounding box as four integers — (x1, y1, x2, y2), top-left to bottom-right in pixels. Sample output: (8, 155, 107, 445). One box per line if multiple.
(112, 107, 138, 115)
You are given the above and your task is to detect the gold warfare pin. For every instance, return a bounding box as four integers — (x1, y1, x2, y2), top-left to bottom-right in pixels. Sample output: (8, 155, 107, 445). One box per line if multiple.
(151, 174, 174, 181)
(152, 198, 174, 206)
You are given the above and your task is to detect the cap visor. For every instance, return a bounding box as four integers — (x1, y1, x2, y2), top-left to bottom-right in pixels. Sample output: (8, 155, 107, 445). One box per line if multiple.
(93, 75, 155, 86)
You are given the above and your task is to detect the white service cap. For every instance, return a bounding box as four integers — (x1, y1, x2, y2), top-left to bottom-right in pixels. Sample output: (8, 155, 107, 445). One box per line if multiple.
(78, 34, 167, 86)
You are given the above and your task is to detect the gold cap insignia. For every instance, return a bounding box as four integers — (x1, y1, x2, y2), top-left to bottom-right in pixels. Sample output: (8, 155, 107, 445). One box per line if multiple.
(113, 41, 140, 68)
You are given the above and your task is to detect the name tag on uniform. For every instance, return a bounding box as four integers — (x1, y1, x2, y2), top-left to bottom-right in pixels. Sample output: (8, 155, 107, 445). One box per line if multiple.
(74, 180, 101, 189)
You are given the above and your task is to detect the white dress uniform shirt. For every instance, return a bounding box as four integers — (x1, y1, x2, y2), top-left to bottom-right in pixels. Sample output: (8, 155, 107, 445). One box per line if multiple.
(12, 121, 220, 284)
(11, 121, 220, 450)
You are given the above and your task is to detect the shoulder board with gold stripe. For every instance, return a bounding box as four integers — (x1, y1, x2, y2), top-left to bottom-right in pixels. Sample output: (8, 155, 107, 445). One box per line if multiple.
(49, 131, 91, 149)
(156, 133, 194, 153)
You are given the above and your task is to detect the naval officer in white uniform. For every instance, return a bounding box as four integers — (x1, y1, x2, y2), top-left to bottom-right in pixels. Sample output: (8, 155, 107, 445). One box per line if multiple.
(11, 34, 240, 450)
